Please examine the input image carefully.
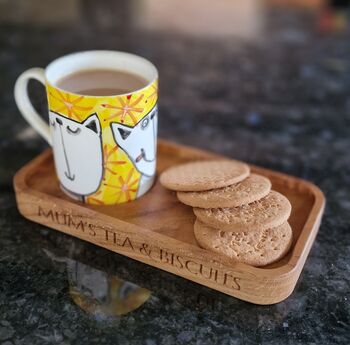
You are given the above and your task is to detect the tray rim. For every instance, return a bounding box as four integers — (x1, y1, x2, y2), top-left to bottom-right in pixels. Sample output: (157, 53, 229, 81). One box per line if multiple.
(14, 139, 325, 282)
(14, 139, 325, 279)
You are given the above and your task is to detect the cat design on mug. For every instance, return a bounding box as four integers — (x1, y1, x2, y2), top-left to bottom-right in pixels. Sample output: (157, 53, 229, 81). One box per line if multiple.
(111, 105, 158, 197)
(49, 111, 103, 198)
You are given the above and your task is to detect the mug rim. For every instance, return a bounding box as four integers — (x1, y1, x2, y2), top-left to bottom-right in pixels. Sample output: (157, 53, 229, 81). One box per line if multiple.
(45, 50, 158, 98)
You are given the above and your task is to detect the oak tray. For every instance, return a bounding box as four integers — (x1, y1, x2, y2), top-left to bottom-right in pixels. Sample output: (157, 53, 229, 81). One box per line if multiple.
(14, 139, 325, 305)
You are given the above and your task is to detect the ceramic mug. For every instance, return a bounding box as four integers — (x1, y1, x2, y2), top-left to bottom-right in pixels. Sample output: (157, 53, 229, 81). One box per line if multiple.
(14, 51, 158, 205)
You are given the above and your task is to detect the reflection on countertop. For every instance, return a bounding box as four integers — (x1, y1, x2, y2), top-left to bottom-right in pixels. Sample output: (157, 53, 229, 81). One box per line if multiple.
(43, 247, 151, 319)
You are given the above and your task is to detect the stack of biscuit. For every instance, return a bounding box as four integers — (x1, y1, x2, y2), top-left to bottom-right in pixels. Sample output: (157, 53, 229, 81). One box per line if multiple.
(160, 160, 293, 267)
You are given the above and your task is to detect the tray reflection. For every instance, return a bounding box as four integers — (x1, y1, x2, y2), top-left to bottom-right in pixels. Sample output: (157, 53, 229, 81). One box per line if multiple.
(43, 248, 151, 318)
(24, 226, 239, 317)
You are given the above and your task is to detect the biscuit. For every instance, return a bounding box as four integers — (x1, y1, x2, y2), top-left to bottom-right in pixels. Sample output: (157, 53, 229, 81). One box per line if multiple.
(193, 190, 291, 232)
(177, 173, 271, 208)
(160, 160, 250, 192)
(194, 220, 293, 267)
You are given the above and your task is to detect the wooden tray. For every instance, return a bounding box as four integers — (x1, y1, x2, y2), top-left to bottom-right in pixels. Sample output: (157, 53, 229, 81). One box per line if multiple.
(14, 139, 325, 305)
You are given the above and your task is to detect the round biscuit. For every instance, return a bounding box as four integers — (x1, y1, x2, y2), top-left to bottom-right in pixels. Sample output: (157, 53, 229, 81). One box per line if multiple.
(193, 190, 291, 232)
(194, 220, 293, 267)
(160, 160, 250, 192)
(177, 173, 271, 208)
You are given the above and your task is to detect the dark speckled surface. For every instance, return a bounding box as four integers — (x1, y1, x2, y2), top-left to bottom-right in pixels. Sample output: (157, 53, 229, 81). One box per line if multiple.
(0, 1, 350, 344)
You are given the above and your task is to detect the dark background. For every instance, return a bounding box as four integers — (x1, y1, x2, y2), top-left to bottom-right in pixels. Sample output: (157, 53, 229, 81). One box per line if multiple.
(0, 0, 349, 344)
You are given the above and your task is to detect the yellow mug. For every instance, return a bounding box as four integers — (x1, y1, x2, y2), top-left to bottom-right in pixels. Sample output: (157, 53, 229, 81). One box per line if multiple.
(14, 51, 158, 205)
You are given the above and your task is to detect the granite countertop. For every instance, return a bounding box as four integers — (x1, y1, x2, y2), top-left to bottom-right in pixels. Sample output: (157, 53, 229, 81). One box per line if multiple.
(0, 2, 349, 344)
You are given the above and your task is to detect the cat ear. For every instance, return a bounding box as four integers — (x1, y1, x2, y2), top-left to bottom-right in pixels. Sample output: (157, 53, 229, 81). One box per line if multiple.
(83, 114, 101, 135)
(111, 123, 132, 142)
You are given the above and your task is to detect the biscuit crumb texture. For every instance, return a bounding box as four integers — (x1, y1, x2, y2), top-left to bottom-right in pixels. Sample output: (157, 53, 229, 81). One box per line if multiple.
(194, 220, 293, 266)
(194, 190, 291, 232)
(160, 160, 250, 191)
(177, 173, 271, 208)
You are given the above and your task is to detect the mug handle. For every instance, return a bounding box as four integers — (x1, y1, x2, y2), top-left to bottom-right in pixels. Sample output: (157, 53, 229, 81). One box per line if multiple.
(14, 68, 52, 145)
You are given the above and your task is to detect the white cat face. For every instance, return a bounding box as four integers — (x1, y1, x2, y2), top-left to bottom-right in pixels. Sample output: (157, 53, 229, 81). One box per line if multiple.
(49, 111, 103, 196)
(111, 106, 158, 177)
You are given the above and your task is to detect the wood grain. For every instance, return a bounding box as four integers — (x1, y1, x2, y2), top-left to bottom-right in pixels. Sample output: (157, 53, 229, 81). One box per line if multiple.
(13, 139, 325, 305)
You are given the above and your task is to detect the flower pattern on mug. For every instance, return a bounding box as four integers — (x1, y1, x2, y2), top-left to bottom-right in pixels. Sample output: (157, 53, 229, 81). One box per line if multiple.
(48, 89, 95, 121)
(147, 83, 158, 102)
(103, 168, 139, 203)
(101, 94, 145, 125)
(102, 144, 127, 177)
(46, 79, 157, 205)
(86, 190, 105, 205)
